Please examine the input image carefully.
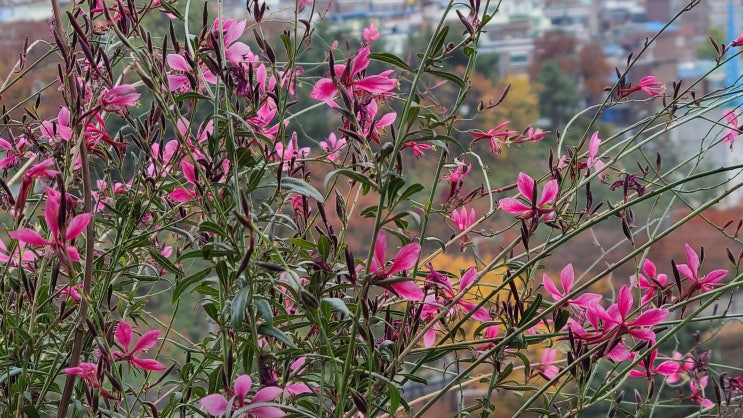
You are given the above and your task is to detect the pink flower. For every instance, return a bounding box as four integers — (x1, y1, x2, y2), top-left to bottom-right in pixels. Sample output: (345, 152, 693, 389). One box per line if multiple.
(690, 375, 715, 409)
(60, 285, 82, 301)
(112, 321, 167, 371)
(319, 133, 346, 162)
(273, 132, 310, 170)
(100, 84, 140, 114)
(361, 99, 396, 143)
(420, 267, 491, 347)
(588, 285, 669, 342)
(443, 163, 471, 184)
(169, 161, 199, 203)
(630, 259, 668, 305)
(498, 172, 558, 221)
(166, 54, 216, 93)
(211, 18, 254, 65)
(731, 33, 743, 47)
(404, 141, 434, 158)
(618, 76, 664, 98)
(0, 238, 35, 266)
(521, 126, 549, 143)
(363, 23, 380, 43)
(542, 264, 602, 310)
(63, 362, 100, 389)
(9, 188, 91, 265)
(370, 231, 424, 301)
(666, 351, 694, 384)
(200, 375, 284, 418)
(310, 45, 397, 107)
(629, 349, 678, 378)
(676, 243, 728, 294)
(452, 207, 475, 233)
(40, 107, 72, 142)
(0, 135, 31, 170)
(451, 267, 491, 322)
(536, 348, 560, 379)
(470, 121, 518, 155)
(722, 110, 740, 148)
(586, 131, 607, 177)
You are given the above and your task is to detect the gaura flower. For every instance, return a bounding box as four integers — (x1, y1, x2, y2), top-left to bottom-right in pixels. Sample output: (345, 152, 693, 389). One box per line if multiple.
(535, 348, 560, 380)
(200, 374, 284, 418)
(676, 243, 727, 295)
(9, 188, 91, 265)
(499, 172, 558, 221)
(363, 23, 380, 43)
(617, 76, 664, 98)
(112, 321, 167, 371)
(542, 263, 601, 310)
(319, 133, 346, 162)
(470, 121, 518, 155)
(370, 231, 424, 301)
(310, 45, 397, 108)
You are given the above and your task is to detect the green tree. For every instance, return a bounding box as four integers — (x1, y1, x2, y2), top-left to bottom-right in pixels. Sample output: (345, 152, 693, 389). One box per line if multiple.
(697, 26, 726, 60)
(536, 60, 579, 129)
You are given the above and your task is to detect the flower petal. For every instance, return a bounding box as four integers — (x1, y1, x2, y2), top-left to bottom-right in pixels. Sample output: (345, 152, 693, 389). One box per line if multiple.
(131, 357, 167, 371)
(200, 394, 228, 416)
(372, 231, 387, 273)
(684, 244, 699, 275)
(498, 198, 531, 216)
(539, 179, 559, 206)
(9, 228, 50, 246)
(631, 308, 668, 327)
(388, 242, 420, 274)
(115, 321, 133, 351)
(167, 54, 190, 72)
(560, 264, 574, 293)
(132, 330, 160, 353)
(459, 267, 478, 291)
(389, 280, 424, 301)
(252, 386, 283, 404)
(248, 406, 286, 418)
(65, 213, 92, 241)
(516, 172, 535, 201)
(234, 374, 253, 400)
(310, 78, 338, 102)
(351, 45, 371, 77)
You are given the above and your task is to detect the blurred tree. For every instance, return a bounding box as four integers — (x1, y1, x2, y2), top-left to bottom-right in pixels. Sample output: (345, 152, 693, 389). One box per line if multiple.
(487, 75, 539, 132)
(536, 60, 579, 129)
(528, 31, 578, 80)
(529, 31, 611, 103)
(578, 42, 612, 102)
(696, 26, 726, 60)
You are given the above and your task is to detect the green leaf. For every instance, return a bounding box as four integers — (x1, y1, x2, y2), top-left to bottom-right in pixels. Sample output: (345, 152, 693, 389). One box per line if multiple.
(324, 169, 378, 192)
(280, 33, 292, 55)
(257, 324, 296, 348)
(231, 286, 250, 330)
(368, 52, 414, 73)
(317, 235, 331, 260)
(426, 70, 466, 88)
(321, 297, 351, 317)
(389, 384, 401, 414)
(173, 267, 212, 302)
(430, 26, 450, 56)
(173, 92, 211, 103)
(148, 249, 183, 276)
(398, 183, 425, 201)
(254, 298, 273, 327)
(281, 177, 325, 203)
(554, 309, 570, 332)
(198, 221, 227, 237)
(518, 294, 543, 328)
